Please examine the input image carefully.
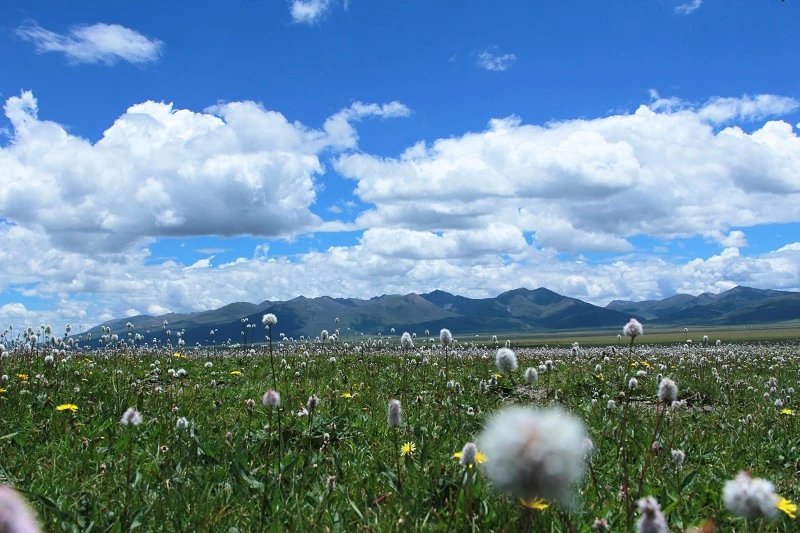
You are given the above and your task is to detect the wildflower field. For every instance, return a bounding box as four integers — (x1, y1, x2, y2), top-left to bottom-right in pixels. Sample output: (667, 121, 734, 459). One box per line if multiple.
(0, 328, 797, 531)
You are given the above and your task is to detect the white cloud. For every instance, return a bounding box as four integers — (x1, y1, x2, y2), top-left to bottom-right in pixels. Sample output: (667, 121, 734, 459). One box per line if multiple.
(336, 94, 800, 253)
(4, 91, 800, 331)
(675, 0, 702, 15)
(699, 95, 798, 124)
(291, 0, 336, 24)
(718, 230, 748, 248)
(2, 222, 799, 333)
(476, 49, 517, 72)
(16, 21, 163, 65)
(776, 242, 800, 253)
(0, 92, 408, 252)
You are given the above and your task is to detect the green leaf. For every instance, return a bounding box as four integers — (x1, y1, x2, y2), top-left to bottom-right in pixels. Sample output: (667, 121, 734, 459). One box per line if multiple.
(681, 470, 698, 491)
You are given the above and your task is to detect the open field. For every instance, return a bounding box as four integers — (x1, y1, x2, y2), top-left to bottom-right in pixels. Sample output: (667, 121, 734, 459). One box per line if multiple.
(0, 333, 798, 531)
(498, 325, 800, 348)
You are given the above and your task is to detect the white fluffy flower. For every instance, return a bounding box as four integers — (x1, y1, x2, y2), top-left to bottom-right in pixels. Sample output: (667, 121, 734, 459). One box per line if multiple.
(623, 318, 644, 339)
(175, 417, 189, 431)
(387, 399, 402, 428)
(671, 449, 685, 468)
(262, 389, 281, 408)
(120, 407, 143, 427)
(262, 313, 277, 326)
(495, 348, 518, 373)
(0, 485, 42, 533)
(458, 442, 479, 467)
(657, 378, 678, 403)
(722, 471, 779, 520)
(439, 328, 453, 346)
(400, 332, 414, 350)
(636, 496, 668, 533)
(524, 367, 538, 384)
(478, 406, 587, 506)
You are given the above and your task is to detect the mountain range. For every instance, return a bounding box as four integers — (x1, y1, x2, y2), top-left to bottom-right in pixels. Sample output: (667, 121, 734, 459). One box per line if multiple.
(83, 286, 800, 346)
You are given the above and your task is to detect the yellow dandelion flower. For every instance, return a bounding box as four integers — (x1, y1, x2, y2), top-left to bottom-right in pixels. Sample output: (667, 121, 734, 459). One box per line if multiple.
(56, 403, 78, 412)
(780, 408, 795, 416)
(16, 373, 28, 381)
(777, 497, 797, 519)
(400, 442, 416, 456)
(230, 370, 242, 376)
(0, 388, 6, 393)
(640, 361, 651, 368)
(341, 392, 354, 398)
(519, 498, 549, 511)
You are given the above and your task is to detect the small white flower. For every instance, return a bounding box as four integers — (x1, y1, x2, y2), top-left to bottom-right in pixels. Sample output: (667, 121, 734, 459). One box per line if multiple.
(120, 407, 143, 426)
(175, 417, 189, 430)
(671, 449, 685, 468)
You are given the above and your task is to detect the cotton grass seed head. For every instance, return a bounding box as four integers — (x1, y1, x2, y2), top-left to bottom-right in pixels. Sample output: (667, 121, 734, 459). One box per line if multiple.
(0, 485, 42, 533)
(387, 399, 402, 428)
(478, 406, 587, 506)
(636, 496, 668, 533)
(624, 318, 644, 339)
(657, 378, 678, 403)
(722, 471, 779, 520)
(439, 328, 452, 346)
(262, 390, 281, 408)
(671, 449, 685, 468)
(495, 348, 518, 373)
(120, 407, 142, 427)
(262, 313, 277, 326)
(525, 367, 538, 384)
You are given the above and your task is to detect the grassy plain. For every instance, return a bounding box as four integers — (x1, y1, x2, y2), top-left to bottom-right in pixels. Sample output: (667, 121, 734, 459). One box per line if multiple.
(0, 333, 797, 531)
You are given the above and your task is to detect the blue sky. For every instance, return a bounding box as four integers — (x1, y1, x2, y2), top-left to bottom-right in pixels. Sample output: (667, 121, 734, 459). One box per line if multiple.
(1, 0, 799, 331)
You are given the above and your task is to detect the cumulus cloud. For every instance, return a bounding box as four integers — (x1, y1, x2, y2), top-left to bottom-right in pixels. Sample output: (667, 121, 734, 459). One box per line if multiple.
(291, 0, 337, 24)
(336, 94, 800, 253)
(4, 91, 800, 331)
(2, 222, 799, 333)
(16, 21, 163, 65)
(718, 230, 748, 248)
(476, 49, 517, 72)
(0, 92, 408, 252)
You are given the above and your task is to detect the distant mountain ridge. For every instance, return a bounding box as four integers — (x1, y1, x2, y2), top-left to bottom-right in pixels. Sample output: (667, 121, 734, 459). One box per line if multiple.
(83, 286, 800, 346)
(606, 286, 800, 325)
